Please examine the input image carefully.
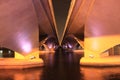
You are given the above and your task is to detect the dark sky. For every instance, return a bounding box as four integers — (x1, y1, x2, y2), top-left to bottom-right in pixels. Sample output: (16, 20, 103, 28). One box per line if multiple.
(52, 0, 71, 40)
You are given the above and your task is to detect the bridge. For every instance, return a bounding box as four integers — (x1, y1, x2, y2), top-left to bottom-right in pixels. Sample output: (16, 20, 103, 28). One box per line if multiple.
(62, 0, 120, 66)
(0, 0, 120, 68)
(0, 0, 59, 68)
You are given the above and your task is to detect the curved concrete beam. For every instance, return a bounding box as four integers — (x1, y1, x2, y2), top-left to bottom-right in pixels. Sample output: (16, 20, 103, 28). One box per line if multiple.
(32, 0, 59, 44)
(63, 0, 120, 58)
(61, 0, 93, 45)
(0, 0, 58, 54)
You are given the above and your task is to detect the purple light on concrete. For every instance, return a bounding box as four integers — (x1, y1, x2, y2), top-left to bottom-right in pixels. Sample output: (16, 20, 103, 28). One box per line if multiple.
(90, 22, 102, 36)
(48, 44, 53, 49)
(64, 45, 67, 49)
(21, 41, 32, 53)
(17, 33, 32, 53)
(68, 44, 72, 49)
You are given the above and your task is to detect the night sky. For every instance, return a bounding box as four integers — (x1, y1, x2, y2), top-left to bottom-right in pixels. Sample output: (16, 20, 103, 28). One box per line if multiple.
(52, 0, 71, 40)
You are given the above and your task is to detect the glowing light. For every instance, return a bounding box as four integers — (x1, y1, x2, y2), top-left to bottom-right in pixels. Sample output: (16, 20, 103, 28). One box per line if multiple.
(92, 40, 99, 50)
(8, 50, 11, 54)
(63, 45, 67, 49)
(68, 44, 72, 49)
(0, 50, 3, 54)
(48, 44, 53, 49)
(22, 42, 32, 53)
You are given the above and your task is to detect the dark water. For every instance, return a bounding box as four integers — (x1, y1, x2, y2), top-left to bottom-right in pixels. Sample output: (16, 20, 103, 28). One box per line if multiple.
(40, 49, 83, 80)
(1, 49, 120, 80)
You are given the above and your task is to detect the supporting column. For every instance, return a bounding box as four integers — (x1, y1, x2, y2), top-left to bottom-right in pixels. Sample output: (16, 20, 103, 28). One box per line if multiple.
(80, 36, 120, 67)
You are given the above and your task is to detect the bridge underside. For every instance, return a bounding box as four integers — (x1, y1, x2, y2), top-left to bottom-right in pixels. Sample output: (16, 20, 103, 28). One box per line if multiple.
(1, 0, 120, 67)
(0, 0, 59, 68)
(62, 0, 120, 66)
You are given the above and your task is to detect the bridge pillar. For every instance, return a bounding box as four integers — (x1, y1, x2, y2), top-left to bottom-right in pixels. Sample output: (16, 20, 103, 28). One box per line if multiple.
(80, 35, 120, 66)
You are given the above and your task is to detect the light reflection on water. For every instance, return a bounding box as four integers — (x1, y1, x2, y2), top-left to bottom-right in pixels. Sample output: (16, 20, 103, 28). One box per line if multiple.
(40, 52, 82, 80)
(0, 68, 43, 80)
(1, 51, 120, 80)
(80, 67, 120, 80)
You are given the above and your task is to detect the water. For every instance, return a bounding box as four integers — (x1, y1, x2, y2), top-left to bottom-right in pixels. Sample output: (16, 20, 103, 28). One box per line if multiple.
(40, 49, 83, 80)
(1, 49, 120, 80)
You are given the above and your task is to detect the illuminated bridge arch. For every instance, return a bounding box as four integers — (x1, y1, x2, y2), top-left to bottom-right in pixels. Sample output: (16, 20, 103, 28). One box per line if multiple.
(62, 34, 83, 52)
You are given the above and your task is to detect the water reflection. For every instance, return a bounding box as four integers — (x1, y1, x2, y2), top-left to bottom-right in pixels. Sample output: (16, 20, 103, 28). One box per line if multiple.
(40, 49, 83, 80)
(0, 68, 43, 80)
(80, 67, 120, 80)
(1, 50, 120, 80)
